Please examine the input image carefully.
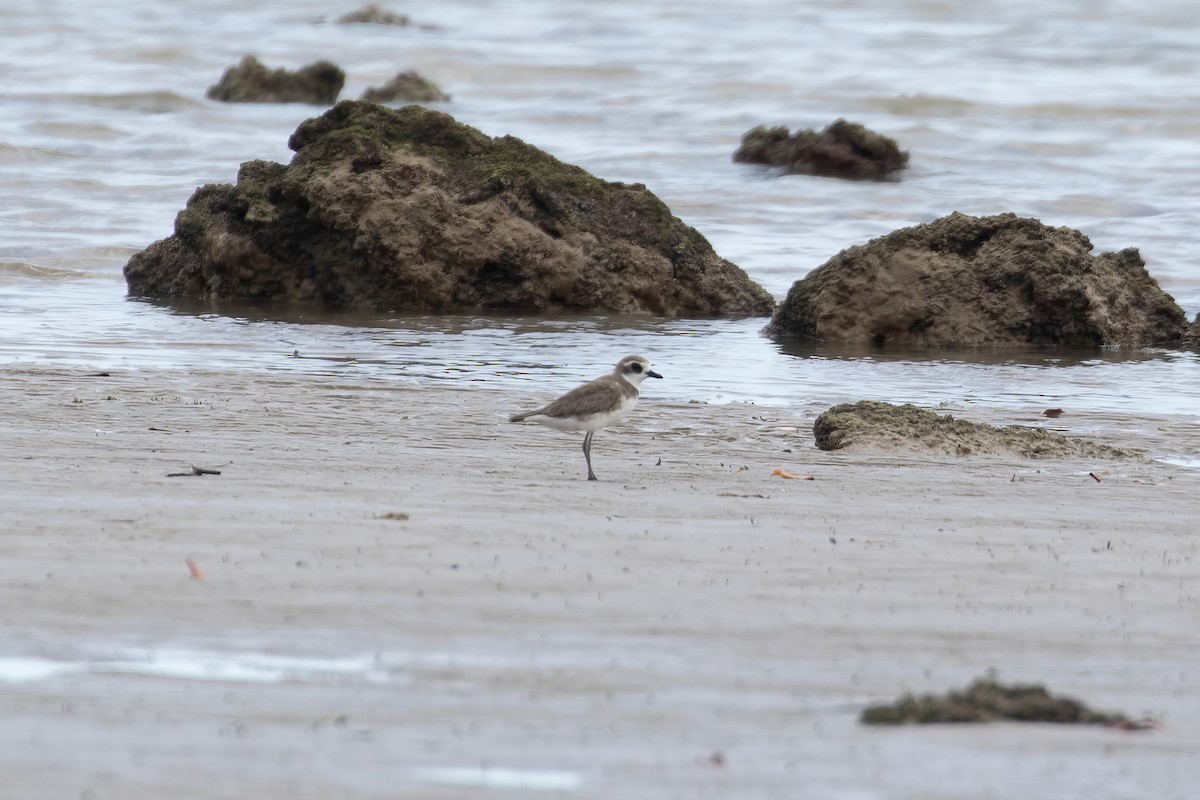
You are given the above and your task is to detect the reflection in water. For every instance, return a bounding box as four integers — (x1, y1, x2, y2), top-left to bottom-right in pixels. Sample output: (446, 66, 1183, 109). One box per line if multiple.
(0, 0, 1197, 425)
(775, 336, 1172, 368)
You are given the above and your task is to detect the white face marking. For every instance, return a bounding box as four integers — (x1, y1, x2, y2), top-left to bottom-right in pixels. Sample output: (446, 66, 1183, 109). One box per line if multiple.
(619, 358, 655, 386)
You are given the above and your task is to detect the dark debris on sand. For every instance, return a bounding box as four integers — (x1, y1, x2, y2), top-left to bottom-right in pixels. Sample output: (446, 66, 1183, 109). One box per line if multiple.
(861, 677, 1155, 730)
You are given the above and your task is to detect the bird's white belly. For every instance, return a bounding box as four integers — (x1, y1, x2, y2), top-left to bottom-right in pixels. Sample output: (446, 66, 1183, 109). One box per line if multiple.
(535, 396, 637, 433)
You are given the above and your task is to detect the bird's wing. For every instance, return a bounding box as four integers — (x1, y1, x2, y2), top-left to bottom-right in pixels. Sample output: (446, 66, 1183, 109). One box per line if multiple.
(536, 378, 626, 419)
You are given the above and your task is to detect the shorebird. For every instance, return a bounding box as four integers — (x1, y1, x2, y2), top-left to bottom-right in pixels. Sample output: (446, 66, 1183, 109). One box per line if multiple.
(509, 355, 663, 481)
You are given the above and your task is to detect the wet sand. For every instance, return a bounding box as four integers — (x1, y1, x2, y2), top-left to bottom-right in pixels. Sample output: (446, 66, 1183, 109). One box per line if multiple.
(2, 366, 1198, 799)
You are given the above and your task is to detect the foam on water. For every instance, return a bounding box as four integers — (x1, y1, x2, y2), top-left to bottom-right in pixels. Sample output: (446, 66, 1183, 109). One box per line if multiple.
(408, 766, 583, 791)
(0, 649, 390, 685)
(0, 657, 86, 683)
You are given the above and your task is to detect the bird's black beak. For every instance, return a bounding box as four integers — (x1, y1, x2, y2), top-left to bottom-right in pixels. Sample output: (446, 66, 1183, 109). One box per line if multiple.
(647, 370, 663, 379)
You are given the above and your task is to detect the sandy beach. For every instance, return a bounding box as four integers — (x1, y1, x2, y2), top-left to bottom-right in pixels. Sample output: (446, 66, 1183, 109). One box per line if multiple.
(2, 365, 1198, 798)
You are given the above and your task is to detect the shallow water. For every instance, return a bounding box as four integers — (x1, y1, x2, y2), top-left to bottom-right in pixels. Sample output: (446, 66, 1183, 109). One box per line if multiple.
(1, 0, 1198, 418)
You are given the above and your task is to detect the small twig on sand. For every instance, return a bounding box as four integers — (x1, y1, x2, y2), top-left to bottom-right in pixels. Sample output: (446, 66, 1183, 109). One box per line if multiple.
(167, 466, 223, 477)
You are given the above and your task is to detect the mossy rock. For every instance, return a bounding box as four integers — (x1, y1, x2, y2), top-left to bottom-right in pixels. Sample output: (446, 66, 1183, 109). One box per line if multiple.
(733, 119, 908, 180)
(813, 400, 1142, 460)
(1184, 313, 1200, 350)
(360, 71, 449, 103)
(206, 56, 344, 105)
(338, 5, 411, 25)
(125, 101, 774, 317)
(767, 212, 1188, 347)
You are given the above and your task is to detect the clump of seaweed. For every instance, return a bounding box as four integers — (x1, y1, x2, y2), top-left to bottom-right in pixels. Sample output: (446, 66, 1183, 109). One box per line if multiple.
(861, 677, 1155, 730)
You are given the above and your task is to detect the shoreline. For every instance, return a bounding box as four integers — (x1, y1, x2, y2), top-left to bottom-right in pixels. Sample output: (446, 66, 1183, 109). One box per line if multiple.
(2, 365, 1198, 797)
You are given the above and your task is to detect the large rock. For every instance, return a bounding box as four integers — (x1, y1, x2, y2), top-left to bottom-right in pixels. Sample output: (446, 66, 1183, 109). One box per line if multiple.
(1185, 314, 1200, 350)
(813, 400, 1141, 460)
(124, 101, 775, 316)
(361, 71, 449, 103)
(335, 5, 437, 30)
(733, 119, 908, 180)
(206, 56, 344, 105)
(766, 212, 1188, 347)
(338, 5, 412, 25)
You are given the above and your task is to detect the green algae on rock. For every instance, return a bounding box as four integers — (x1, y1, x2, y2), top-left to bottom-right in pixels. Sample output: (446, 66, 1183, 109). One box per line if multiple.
(766, 212, 1189, 347)
(813, 400, 1142, 460)
(733, 119, 909, 180)
(861, 677, 1153, 729)
(124, 101, 775, 317)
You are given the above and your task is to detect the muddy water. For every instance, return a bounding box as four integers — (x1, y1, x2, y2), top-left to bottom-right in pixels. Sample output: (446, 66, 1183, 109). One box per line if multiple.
(1, 0, 1198, 420)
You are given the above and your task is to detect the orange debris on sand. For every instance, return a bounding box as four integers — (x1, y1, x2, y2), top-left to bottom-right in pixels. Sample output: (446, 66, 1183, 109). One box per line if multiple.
(772, 468, 815, 480)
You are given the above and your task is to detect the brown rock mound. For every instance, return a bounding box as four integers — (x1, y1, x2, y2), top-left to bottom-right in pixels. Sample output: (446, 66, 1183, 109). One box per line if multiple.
(1184, 314, 1200, 350)
(862, 677, 1152, 728)
(812, 401, 1141, 460)
(766, 212, 1189, 347)
(338, 5, 411, 25)
(206, 56, 344, 105)
(361, 71, 449, 103)
(733, 119, 908, 180)
(123, 101, 775, 316)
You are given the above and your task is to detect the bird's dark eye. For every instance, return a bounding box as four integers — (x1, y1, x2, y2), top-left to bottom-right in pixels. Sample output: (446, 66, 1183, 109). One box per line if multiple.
(630, 362, 643, 373)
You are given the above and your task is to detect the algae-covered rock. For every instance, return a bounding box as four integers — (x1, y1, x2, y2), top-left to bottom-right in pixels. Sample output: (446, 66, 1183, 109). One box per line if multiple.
(124, 101, 775, 316)
(361, 71, 449, 103)
(733, 119, 908, 180)
(861, 677, 1151, 728)
(813, 400, 1141, 460)
(767, 212, 1188, 347)
(206, 56, 344, 105)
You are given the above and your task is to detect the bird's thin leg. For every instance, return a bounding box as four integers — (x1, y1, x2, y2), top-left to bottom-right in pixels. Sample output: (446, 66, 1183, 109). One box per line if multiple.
(582, 431, 598, 481)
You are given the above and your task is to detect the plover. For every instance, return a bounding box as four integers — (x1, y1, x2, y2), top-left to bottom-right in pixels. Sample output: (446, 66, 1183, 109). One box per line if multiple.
(509, 355, 663, 481)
